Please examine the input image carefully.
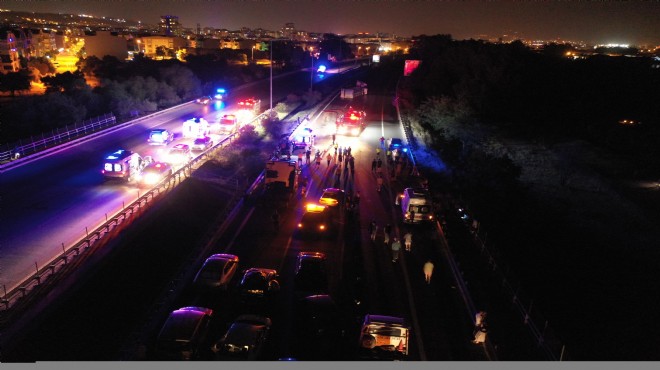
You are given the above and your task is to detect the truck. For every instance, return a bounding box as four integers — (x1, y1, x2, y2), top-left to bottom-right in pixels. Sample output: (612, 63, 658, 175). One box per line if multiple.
(182, 117, 210, 138)
(395, 187, 434, 224)
(358, 314, 410, 360)
(265, 159, 299, 191)
(102, 149, 152, 182)
(340, 81, 368, 99)
(336, 107, 366, 136)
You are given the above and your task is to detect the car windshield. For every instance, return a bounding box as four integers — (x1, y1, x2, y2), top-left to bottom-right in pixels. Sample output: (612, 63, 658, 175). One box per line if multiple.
(199, 260, 227, 279)
(322, 191, 343, 202)
(242, 272, 267, 290)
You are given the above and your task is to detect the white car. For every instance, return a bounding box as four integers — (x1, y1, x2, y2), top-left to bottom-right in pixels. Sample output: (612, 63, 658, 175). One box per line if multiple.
(166, 144, 193, 165)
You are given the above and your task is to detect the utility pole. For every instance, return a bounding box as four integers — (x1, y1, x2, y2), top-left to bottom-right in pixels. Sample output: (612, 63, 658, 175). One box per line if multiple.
(270, 40, 273, 111)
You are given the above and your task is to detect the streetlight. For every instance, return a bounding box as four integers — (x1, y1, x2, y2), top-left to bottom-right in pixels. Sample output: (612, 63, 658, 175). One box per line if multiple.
(309, 47, 314, 92)
(251, 45, 255, 62)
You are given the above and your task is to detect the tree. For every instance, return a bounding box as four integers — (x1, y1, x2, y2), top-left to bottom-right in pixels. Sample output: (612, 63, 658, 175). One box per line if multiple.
(0, 70, 32, 96)
(318, 34, 353, 61)
(28, 56, 56, 77)
(42, 71, 88, 94)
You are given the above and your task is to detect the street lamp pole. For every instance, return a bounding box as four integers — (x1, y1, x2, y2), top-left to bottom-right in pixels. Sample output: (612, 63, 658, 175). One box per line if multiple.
(310, 50, 314, 92)
(251, 46, 255, 62)
(270, 40, 273, 111)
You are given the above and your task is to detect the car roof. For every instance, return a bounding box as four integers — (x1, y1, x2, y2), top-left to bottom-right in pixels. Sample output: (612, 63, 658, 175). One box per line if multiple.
(224, 318, 269, 346)
(208, 253, 239, 261)
(297, 251, 327, 259)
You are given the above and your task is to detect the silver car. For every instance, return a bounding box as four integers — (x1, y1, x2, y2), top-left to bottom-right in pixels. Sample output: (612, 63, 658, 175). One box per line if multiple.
(193, 254, 239, 290)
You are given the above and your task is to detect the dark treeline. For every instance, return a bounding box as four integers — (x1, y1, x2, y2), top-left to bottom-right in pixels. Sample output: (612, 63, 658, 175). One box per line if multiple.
(0, 52, 280, 143)
(404, 35, 660, 168)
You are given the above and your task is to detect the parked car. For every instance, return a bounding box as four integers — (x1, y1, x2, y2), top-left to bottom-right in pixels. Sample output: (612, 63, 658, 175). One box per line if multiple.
(294, 252, 328, 295)
(319, 188, 345, 208)
(296, 204, 333, 239)
(165, 143, 193, 165)
(293, 294, 351, 360)
(388, 137, 403, 151)
(212, 314, 271, 360)
(148, 128, 174, 145)
(155, 306, 213, 360)
(137, 161, 172, 187)
(196, 96, 212, 105)
(237, 268, 280, 302)
(191, 136, 214, 151)
(193, 254, 239, 290)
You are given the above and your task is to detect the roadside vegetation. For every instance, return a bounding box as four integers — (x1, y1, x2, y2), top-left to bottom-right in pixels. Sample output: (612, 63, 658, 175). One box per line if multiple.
(396, 35, 660, 359)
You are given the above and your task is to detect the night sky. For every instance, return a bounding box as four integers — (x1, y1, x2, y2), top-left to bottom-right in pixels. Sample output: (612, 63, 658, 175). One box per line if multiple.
(2, 0, 660, 45)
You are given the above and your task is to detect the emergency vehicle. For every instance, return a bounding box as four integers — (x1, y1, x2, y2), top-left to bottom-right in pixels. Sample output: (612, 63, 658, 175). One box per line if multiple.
(148, 129, 174, 145)
(336, 108, 366, 136)
(182, 117, 210, 138)
(395, 187, 434, 224)
(237, 98, 261, 114)
(291, 127, 315, 151)
(102, 149, 151, 182)
(218, 114, 238, 133)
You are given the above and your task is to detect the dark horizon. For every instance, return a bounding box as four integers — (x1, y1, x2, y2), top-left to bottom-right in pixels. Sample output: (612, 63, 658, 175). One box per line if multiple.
(2, 0, 660, 46)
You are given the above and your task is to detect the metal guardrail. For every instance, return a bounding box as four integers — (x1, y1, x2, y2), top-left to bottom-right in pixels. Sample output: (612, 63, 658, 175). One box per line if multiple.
(0, 125, 243, 322)
(0, 113, 117, 163)
(395, 77, 567, 361)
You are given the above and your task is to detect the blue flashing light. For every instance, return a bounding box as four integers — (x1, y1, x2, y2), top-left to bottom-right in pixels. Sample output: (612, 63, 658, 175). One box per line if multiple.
(317, 65, 326, 73)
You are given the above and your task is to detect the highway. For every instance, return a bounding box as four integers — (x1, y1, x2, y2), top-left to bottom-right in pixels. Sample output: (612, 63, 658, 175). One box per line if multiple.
(1, 81, 490, 360)
(0, 68, 347, 295)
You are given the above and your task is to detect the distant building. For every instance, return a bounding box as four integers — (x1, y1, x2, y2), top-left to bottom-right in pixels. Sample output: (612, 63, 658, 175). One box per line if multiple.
(0, 28, 21, 73)
(83, 30, 128, 60)
(139, 35, 186, 58)
(220, 39, 240, 50)
(29, 28, 57, 58)
(160, 15, 182, 36)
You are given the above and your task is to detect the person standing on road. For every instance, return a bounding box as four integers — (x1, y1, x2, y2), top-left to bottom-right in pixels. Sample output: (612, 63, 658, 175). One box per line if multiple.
(272, 210, 280, 232)
(369, 220, 378, 241)
(327, 152, 332, 167)
(423, 260, 434, 284)
(391, 237, 401, 262)
(305, 149, 311, 165)
(332, 133, 336, 145)
(383, 223, 392, 245)
(403, 231, 412, 252)
(377, 175, 384, 192)
(371, 158, 377, 173)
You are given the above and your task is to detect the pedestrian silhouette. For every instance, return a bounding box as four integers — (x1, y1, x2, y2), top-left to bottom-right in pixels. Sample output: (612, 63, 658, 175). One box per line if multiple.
(423, 260, 434, 284)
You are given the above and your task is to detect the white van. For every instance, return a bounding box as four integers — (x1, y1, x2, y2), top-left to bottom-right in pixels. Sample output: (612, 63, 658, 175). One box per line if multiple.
(395, 187, 434, 224)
